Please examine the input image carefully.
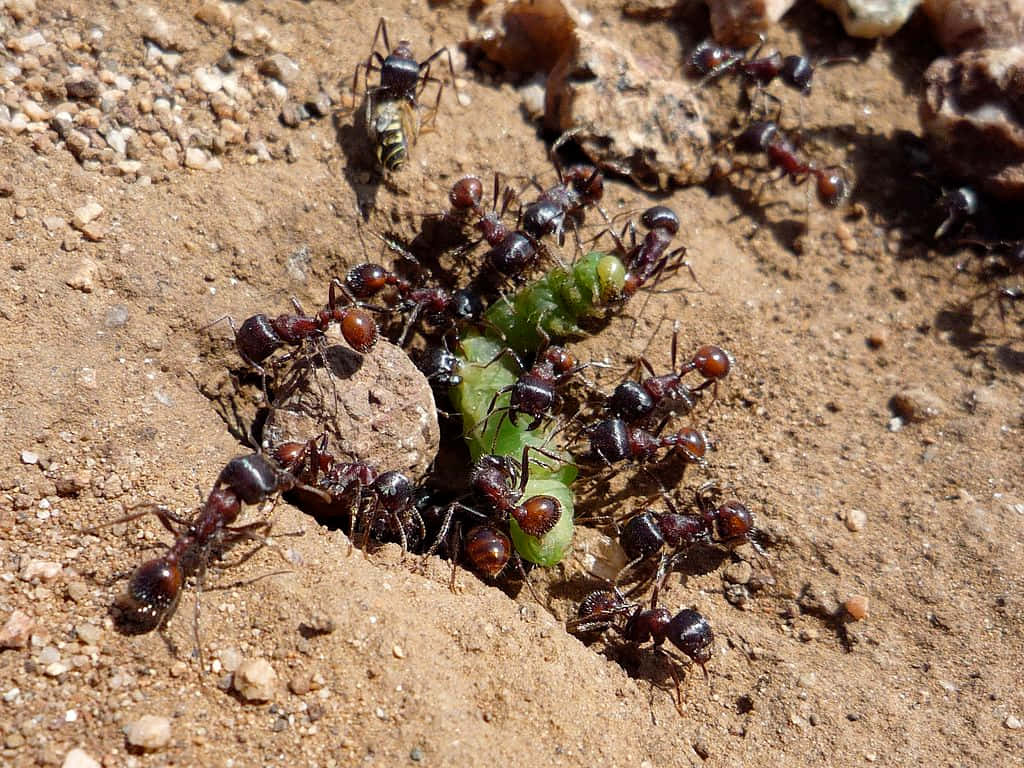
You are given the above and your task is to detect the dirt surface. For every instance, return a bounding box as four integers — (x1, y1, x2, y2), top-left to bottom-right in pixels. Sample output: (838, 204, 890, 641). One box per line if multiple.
(1, 1, 1022, 767)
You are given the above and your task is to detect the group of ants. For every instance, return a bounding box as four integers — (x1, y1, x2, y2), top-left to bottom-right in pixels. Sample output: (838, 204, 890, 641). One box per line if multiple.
(81, 25, 893, 714)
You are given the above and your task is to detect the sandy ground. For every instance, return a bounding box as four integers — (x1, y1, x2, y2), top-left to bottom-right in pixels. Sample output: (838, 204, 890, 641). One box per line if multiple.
(0, 1, 1022, 767)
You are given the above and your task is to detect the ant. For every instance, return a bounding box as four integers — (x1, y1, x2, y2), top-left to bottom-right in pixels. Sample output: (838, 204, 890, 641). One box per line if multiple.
(215, 278, 379, 397)
(567, 587, 713, 715)
(475, 343, 591, 440)
(689, 37, 817, 95)
(616, 482, 763, 594)
(354, 18, 456, 171)
(467, 446, 564, 539)
(94, 451, 328, 636)
(607, 337, 732, 425)
(520, 162, 606, 248)
(577, 417, 711, 473)
(344, 260, 483, 344)
(273, 438, 427, 555)
(730, 120, 849, 209)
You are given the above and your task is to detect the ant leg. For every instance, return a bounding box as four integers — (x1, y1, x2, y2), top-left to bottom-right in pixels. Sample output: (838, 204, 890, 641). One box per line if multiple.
(85, 504, 188, 536)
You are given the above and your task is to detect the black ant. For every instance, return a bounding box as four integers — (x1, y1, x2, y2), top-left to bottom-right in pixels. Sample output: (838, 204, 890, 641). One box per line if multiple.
(94, 451, 328, 636)
(354, 18, 456, 171)
(730, 120, 850, 209)
(567, 587, 713, 715)
(607, 328, 733, 425)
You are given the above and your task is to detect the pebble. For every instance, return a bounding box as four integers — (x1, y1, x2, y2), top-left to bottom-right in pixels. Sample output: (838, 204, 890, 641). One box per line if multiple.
(193, 67, 223, 94)
(62, 748, 101, 768)
(392, 644, 406, 659)
(71, 201, 103, 229)
(817, 0, 921, 37)
(195, 2, 233, 28)
(39, 646, 61, 665)
(923, 0, 1024, 52)
(890, 387, 943, 422)
(20, 559, 62, 581)
(76, 623, 102, 645)
(723, 561, 753, 584)
(65, 78, 99, 101)
(66, 258, 98, 293)
(0, 609, 34, 648)
(844, 509, 867, 532)
(45, 662, 70, 676)
(233, 658, 278, 701)
(845, 594, 869, 620)
(1006, 715, 1022, 729)
(215, 646, 242, 672)
(259, 53, 300, 86)
(124, 714, 172, 750)
(21, 449, 38, 464)
(184, 147, 209, 169)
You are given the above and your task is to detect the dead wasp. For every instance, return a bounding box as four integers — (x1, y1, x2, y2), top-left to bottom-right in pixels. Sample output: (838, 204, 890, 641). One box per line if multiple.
(355, 18, 456, 172)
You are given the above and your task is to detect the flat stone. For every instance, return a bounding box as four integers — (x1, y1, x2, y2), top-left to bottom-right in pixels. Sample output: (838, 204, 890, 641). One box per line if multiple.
(62, 748, 101, 768)
(71, 202, 103, 229)
(817, 0, 921, 37)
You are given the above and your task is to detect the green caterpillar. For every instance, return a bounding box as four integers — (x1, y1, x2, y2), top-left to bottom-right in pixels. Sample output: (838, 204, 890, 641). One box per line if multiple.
(450, 251, 629, 566)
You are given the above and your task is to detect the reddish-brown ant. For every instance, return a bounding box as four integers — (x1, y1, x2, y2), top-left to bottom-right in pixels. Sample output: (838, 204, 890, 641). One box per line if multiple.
(520, 163, 605, 248)
(344, 260, 483, 344)
(447, 173, 516, 249)
(577, 417, 711, 472)
(730, 120, 850, 209)
(690, 38, 818, 95)
(93, 451, 328, 636)
(213, 279, 379, 399)
(567, 587, 713, 715)
(606, 327, 733, 425)
(475, 343, 591, 440)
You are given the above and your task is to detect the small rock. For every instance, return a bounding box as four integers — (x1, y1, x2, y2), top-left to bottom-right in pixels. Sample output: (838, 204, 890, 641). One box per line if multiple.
(184, 147, 209, 169)
(21, 449, 39, 464)
(45, 662, 70, 676)
(890, 386, 943, 422)
(844, 508, 867, 531)
(137, 5, 190, 51)
(215, 646, 242, 672)
(233, 658, 278, 701)
(817, 0, 921, 37)
(301, 612, 336, 636)
(921, 47, 1024, 200)
(866, 330, 886, 348)
(65, 79, 99, 101)
(193, 67, 223, 94)
(844, 594, 869, 620)
(392, 644, 406, 659)
(259, 54, 300, 86)
(62, 747, 101, 768)
(723, 561, 753, 584)
(124, 714, 172, 751)
(20, 559, 62, 582)
(80, 222, 108, 242)
(66, 258, 98, 293)
(1006, 714, 1023, 729)
(922, 0, 1024, 52)
(0, 610, 34, 649)
(75, 623, 102, 645)
(707, 0, 799, 46)
(195, 2, 233, 28)
(289, 672, 311, 695)
(71, 202, 103, 230)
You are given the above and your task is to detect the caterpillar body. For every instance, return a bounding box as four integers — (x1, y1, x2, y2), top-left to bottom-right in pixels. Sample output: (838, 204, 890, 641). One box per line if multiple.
(451, 250, 633, 566)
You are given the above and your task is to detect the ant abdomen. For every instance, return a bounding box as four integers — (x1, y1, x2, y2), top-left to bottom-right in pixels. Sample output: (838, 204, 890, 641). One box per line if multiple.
(450, 175, 483, 210)
(464, 524, 512, 577)
(690, 345, 732, 381)
(665, 609, 714, 664)
(641, 206, 680, 235)
(712, 500, 754, 541)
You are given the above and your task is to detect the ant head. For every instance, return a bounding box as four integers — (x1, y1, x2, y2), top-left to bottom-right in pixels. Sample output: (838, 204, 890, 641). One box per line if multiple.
(736, 121, 778, 154)
(715, 500, 754, 541)
(565, 165, 604, 202)
(542, 345, 577, 374)
(339, 309, 379, 353)
(450, 175, 483, 211)
(373, 471, 414, 512)
(451, 288, 484, 321)
(511, 495, 561, 538)
(691, 345, 732, 380)
(689, 39, 732, 75)
(641, 205, 680, 235)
